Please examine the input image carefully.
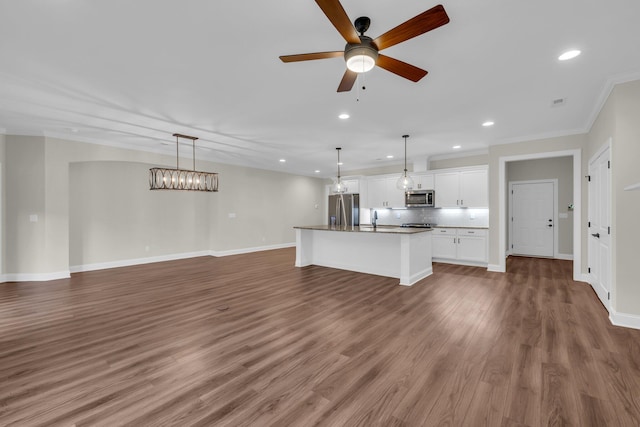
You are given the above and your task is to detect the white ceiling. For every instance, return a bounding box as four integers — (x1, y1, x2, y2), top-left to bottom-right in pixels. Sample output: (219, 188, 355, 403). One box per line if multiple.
(1, 0, 640, 177)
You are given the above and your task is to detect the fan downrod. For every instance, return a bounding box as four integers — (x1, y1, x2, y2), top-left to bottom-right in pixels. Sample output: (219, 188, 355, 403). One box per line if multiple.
(354, 16, 371, 35)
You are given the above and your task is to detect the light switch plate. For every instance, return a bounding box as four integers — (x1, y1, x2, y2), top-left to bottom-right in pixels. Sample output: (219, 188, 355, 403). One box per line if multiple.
(29, 214, 38, 222)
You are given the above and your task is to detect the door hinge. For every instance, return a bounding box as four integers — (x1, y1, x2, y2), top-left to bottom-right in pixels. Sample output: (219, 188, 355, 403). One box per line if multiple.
(608, 226, 611, 235)
(511, 189, 513, 194)
(608, 160, 610, 169)
(511, 244, 514, 249)
(586, 175, 591, 181)
(608, 292, 610, 300)
(588, 221, 591, 227)
(588, 267, 591, 273)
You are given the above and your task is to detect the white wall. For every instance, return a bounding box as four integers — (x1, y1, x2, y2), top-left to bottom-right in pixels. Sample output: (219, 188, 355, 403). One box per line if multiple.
(3, 136, 325, 278)
(612, 81, 640, 316)
(429, 154, 489, 170)
(0, 134, 5, 276)
(69, 161, 212, 267)
(5, 136, 48, 275)
(587, 80, 640, 318)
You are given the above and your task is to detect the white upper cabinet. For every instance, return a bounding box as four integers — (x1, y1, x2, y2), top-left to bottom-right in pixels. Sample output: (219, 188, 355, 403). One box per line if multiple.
(434, 167, 488, 208)
(459, 170, 488, 207)
(434, 172, 460, 207)
(413, 173, 434, 190)
(365, 175, 405, 208)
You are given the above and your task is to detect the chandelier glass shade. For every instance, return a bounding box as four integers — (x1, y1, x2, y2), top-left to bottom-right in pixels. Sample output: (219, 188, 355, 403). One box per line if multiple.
(149, 133, 218, 192)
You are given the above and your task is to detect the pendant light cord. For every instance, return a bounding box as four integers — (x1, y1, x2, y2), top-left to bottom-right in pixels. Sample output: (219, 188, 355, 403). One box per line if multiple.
(403, 135, 409, 176)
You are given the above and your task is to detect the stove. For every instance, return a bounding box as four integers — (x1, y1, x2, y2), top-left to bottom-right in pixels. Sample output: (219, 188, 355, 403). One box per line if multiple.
(401, 223, 435, 228)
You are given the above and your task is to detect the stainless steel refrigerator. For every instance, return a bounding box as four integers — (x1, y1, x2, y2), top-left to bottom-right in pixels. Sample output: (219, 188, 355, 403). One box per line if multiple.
(328, 193, 360, 226)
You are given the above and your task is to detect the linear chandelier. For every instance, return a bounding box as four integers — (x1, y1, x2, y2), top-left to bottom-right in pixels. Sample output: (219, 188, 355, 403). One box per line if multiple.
(149, 133, 219, 192)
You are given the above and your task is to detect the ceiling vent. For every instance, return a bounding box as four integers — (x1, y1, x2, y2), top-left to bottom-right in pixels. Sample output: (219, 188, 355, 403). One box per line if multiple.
(551, 97, 567, 107)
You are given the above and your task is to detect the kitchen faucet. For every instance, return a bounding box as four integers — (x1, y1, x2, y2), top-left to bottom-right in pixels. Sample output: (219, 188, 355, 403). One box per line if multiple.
(372, 210, 378, 229)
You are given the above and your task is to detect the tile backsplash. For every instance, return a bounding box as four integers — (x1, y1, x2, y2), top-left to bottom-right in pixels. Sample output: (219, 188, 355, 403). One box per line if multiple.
(367, 207, 489, 228)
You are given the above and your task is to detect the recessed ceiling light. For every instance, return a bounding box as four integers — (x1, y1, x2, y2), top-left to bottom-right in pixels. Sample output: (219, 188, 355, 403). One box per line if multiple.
(482, 121, 494, 127)
(453, 145, 461, 149)
(338, 113, 350, 120)
(279, 159, 286, 163)
(558, 49, 581, 61)
(337, 162, 343, 166)
(386, 155, 394, 159)
(315, 170, 320, 173)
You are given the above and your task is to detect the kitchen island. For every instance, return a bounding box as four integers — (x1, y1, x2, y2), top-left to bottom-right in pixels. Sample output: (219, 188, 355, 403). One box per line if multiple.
(294, 225, 432, 286)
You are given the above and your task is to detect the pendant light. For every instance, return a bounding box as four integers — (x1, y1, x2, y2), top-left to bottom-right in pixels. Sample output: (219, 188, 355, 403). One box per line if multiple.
(396, 134, 414, 190)
(332, 147, 347, 194)
(149, 133, 218, 192)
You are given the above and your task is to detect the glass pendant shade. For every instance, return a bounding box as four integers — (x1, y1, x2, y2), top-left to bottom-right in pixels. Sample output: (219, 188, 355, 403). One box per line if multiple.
(396, 173, 414, 191)
(332, 178, 347, 194)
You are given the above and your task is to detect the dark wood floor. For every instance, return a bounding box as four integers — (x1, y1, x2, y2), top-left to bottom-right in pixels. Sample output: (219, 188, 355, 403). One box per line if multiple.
(1, 250, 640, 426)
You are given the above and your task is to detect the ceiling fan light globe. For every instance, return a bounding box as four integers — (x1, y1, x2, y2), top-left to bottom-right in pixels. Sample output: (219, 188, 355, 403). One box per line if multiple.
(344, 40, 378, 74)
(346, 54, 376, 73)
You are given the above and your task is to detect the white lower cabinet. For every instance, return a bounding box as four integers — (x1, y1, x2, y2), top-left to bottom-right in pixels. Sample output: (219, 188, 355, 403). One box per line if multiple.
(431, 228, 487, 265)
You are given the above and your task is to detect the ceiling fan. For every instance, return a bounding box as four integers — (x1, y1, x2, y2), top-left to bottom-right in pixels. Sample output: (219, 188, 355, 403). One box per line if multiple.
(279, 0, 450, 92)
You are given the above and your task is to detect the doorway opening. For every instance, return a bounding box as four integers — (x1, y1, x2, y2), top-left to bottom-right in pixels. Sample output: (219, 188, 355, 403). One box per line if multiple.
(497, 149, 582, 281)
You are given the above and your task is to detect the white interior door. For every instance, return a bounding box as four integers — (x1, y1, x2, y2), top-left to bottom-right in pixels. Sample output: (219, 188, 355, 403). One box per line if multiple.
(588, 146, 611, 309)
(510, 182, 555, 257)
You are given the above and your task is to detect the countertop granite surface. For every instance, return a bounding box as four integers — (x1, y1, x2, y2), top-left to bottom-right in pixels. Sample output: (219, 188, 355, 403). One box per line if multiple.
(294, 225, 432, 234)
(432, 225, 489, 229)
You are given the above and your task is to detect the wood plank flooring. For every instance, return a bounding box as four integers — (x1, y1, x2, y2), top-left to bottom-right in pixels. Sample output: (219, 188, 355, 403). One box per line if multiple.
(1, 250, 640, 426)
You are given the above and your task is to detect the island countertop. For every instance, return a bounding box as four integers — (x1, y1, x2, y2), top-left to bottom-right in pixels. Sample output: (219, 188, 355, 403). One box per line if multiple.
(294, 225, 433, 285)
(293, 225, 432, 234)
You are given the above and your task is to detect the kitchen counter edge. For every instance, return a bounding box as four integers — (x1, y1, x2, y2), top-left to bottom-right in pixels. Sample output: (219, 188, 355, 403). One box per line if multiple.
(294, 225, 432, 234)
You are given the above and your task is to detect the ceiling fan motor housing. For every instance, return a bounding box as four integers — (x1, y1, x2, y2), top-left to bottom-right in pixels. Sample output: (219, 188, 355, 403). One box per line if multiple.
(344, 36, 379, 73)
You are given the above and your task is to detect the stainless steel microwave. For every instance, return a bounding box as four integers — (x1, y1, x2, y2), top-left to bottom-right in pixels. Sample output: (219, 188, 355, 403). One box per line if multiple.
(405, 189, 435, 207)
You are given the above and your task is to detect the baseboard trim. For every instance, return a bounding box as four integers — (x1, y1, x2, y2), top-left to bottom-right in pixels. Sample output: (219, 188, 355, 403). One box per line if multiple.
(69, 251, 211, 273)
(487, 263, 505, 273)
(11, 244, 297, 280)
(212, 242, 295, 257)
(555, 253, 574, 260)
(400, 267, 433, 287)
(2, 271, 71, 283)
(610, 310, 640, 330)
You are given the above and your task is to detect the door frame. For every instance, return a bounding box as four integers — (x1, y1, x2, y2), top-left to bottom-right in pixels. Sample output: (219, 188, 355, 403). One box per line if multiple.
(497, 149, 582, 281)
(508, 179, 558, 258)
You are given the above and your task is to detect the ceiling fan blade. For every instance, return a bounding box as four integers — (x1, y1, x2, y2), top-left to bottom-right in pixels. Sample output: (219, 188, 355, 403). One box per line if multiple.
(315, 0, 361, 44)
(376, 55, 428, 82)
(337, 69, 357, 92)
(280, 51, 344, 63)
(373, 4, 449, 51)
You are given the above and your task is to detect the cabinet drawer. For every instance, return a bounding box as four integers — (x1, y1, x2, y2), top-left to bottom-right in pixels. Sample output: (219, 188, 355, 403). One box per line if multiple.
(458, 229, 487, 237)
(433, 228, 456, 235)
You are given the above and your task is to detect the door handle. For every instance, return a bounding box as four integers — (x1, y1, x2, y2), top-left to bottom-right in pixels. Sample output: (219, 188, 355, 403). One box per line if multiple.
(548, 224, 553, 227)
(591, 233, 600, 238)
